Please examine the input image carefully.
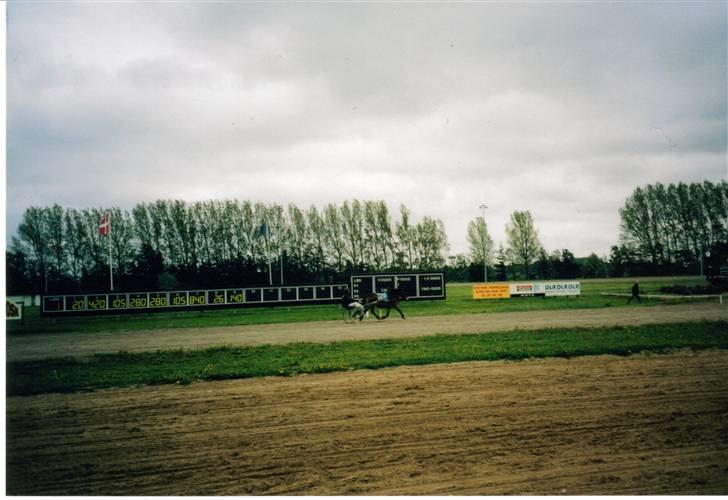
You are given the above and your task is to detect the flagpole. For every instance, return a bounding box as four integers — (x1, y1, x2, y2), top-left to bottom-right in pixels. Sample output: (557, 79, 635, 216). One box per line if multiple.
(264, 223, 272, 286)
(108, 213, 114, 291)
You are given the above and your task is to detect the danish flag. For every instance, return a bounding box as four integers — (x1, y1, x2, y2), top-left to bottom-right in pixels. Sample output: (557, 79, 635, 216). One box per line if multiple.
(98, 213, 110, 236)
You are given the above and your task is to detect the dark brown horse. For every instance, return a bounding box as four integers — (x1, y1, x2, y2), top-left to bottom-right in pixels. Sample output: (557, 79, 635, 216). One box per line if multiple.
(362, 287, 407, 320)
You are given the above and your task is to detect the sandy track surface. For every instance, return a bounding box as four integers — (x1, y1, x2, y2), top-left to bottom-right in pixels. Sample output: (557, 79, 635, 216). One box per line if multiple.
(7, 302, 727, 361)
(6, 350, 728, 495)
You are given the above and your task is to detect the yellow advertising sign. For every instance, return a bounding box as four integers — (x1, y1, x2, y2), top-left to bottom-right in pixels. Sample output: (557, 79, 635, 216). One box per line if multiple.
(472, 283, 511, 299)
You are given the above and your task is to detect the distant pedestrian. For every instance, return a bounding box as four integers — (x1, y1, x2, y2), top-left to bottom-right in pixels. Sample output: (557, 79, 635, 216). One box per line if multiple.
(628, 281, 641, 304)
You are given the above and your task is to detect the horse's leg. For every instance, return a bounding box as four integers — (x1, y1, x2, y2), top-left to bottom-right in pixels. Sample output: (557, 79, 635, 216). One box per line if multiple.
(368, 304, 380, 320)
(381, 306, 391, 319)
(393, 305, 405, 319)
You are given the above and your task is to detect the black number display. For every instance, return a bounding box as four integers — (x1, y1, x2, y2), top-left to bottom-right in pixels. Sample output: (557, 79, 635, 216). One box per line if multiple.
(209, 290, 226, 305)
(227, 289, 244, 303)
(170, 292, 187, 306)
(352, 273, 446, 300)
(41, 274, 443, 315)
(351, 276, 373, 300)
(374, 276, 395, 293)
(87, 295, 107, 310)
(149, 292, 168, 307)
(128, 293, 148, 308)
(395, 275, 417, 297)
(109, 294, 127, 309)
(418, 274, 444, 296)
(188, 291, 206, 306)
(110, 294, 128, 309)
(66, 296, 86, 311)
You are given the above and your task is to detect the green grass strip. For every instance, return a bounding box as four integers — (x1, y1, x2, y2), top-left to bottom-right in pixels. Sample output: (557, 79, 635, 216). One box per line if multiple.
(8, 277, 713, 336)
(7, 321, 728, 396)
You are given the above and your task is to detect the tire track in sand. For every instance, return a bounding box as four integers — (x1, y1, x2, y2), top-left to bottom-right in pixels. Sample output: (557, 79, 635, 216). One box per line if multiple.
(7, 350, 728, 495)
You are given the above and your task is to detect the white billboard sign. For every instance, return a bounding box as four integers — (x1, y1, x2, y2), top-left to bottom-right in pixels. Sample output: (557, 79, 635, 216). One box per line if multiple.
(507, 281, 580, 297)
(543, 281, 581, 296)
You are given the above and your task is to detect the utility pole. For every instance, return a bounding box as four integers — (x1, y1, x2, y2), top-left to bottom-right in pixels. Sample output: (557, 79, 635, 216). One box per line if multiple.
(480, 204, 488, 283)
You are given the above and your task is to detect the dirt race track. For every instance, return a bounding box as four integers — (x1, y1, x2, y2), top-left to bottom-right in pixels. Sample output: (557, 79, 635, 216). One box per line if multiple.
(6, 350, 728, 495)
(7, 302, 728, 361)
(6, 303, 728, 495)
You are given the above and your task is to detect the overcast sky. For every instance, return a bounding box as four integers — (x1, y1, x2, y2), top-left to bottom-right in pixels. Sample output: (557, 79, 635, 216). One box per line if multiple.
(6, 1, 727, 258)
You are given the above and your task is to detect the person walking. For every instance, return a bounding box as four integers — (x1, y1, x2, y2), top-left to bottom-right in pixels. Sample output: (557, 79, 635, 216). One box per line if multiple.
(628, 281, 641, 304)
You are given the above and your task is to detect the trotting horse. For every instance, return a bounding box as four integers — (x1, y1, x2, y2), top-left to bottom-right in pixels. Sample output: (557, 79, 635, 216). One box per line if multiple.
(362, 287, 407, 320)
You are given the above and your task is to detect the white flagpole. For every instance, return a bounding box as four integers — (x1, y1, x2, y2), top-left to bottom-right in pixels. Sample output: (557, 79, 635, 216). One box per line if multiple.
(108, 214, 114, 291)
(265, 226, 272, 286)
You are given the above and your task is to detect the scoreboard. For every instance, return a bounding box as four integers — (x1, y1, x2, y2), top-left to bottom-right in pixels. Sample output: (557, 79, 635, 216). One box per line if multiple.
(42, 284, 351, 315)
(41, 272, 447, 315)
(350, 272, 446, 301)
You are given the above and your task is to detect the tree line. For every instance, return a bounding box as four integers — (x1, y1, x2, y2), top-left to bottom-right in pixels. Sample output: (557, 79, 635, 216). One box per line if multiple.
(615, 180, 727, 275)
(458, 180, 727, 282)
(7, 200, 449, 294)
(459, 209, 599, 282)
(7, 181, 727, 295)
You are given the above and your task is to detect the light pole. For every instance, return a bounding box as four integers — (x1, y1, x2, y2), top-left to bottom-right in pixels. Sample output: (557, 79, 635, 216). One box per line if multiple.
(479, 204, 488, 283)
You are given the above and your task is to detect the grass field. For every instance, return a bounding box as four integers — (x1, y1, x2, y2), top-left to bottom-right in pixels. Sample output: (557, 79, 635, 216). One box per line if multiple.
(7, 320, 727, 396)
(6, 276, 713, 335)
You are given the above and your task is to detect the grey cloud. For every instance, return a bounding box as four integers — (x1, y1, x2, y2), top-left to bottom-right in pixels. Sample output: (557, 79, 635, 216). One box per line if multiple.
(118, 58, 216, 90)
(6, 1, 727, 258)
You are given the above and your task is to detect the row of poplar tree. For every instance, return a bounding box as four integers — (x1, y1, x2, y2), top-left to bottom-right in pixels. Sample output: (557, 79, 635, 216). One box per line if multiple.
(7, 200, 449, 293)
(7, 181, 727, 294)
(616, 180, 727, 272)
